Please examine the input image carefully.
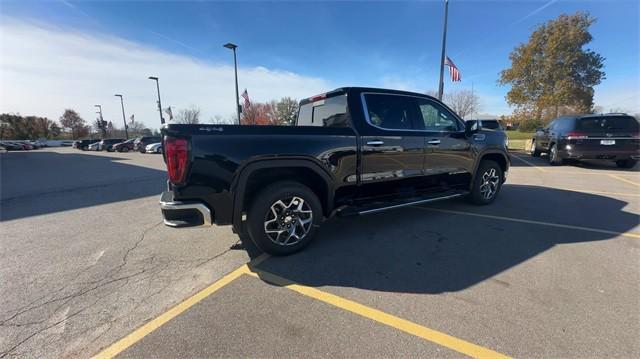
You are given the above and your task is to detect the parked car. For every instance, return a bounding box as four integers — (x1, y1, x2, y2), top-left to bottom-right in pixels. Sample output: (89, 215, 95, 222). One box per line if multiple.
(159, 87, 510, 255)
(87, 141, 101, 151)
(134, 136, 161, 153)
(530, 113, 640, 168)
(0, 141, 24, 151)
(99, 138, 126, 152)
(60, 140, 74, 147)
(145, 142, 162, 154)
(112, 139, 135, 152)
(0, 145, 6, 153)
(11, 141, 33, 150)
(74, 139, 101, 151)
(474, 119, 504, 131)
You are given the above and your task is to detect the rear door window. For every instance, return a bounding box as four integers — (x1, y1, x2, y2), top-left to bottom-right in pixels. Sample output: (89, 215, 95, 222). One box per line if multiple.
(363, 93, 419, 130)
(576, 116, 639, 133)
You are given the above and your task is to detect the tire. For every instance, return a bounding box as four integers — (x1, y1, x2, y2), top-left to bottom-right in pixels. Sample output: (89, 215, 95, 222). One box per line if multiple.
(548, 144, 564, 166)
(122, 146, 129, 153)
(81, 146, 87, 151)
(616, 159, 638, 169)
(157, 147, 163, 154)
(530, 140, 541, 157)
(468, 160, 503, 205)
(246, 181, 322, 255)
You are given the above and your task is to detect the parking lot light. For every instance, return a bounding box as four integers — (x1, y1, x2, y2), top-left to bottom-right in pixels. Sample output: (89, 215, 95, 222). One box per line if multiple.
(148, 76, 164, 125)
(223, 42, 241, 125)
(114, 94, 129, 139)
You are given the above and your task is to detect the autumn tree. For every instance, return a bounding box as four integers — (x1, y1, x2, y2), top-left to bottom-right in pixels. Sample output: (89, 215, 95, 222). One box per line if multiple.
(242, 102, 276, 125)
(175, 106, 201, 124)
(59, 109, 87, 139)
(499, 12, 605, 120)
(0, 113, 62, 139)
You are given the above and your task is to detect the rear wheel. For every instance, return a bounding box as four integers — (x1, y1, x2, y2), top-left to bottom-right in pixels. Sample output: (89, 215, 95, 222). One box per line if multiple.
(548, 144, 564, 166)
(468, 160, 503, 205)
(530, 140, 541, 157)
(616, 159, 638, 169)
(247, 181, 322, 255)
(157, 147, 163, 154)
(122, 146, 129, 153)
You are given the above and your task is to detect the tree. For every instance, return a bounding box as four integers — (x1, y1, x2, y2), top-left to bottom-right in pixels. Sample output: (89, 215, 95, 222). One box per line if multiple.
(0, 113, 62, 139)
(175, 106, 201, 124)
(59, 109, 87, 139)
(425, 90, 479, 119)
(499, 12, 605, 120)
(242, 102, 276, 125)
(273, 97, 298, 125)
(443, 90, 480, 119)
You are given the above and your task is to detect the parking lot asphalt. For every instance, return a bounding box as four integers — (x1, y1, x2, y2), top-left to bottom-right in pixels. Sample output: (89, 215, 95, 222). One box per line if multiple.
(1, 148, 639, 358)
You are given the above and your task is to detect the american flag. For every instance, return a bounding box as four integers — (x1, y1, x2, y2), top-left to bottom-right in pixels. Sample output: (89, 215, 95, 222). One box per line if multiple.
(445, 56, 461, 82)
(241, 89, 250, 108)
(129, 114, 135, 124)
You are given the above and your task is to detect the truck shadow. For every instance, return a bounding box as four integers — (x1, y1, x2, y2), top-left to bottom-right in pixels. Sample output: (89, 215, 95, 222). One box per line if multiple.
(254, 184, 639, 294)
(0, 151, 166, 221)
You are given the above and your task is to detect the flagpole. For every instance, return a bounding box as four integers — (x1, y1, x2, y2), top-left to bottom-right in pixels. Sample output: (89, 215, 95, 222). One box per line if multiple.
(437, 0, 449, 101)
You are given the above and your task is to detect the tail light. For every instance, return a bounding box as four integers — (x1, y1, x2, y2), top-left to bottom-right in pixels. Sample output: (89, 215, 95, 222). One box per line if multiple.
(565, 131, 588, 140)
(165, 136, 189, 185)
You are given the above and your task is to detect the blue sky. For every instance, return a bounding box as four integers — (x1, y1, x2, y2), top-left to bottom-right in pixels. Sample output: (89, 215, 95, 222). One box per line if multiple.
(1, 0, 638, 129)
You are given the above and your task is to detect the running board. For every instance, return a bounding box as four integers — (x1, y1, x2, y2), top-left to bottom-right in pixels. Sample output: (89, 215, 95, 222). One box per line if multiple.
(338, 191, 468, 216)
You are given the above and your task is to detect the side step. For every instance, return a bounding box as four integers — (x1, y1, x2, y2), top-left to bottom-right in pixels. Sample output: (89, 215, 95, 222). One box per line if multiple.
(338, 190, 468, 216)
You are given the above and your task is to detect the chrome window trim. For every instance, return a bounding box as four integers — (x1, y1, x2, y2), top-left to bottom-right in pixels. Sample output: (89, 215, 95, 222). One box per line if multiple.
(360, 92, 465, 134)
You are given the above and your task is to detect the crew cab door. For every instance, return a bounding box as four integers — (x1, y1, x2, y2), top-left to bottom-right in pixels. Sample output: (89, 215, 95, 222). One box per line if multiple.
(415, 97, 473, 188)
(357, 93, 426, 199)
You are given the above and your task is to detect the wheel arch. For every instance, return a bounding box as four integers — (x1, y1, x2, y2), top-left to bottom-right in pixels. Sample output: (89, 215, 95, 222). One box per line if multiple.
(469, 150, 510, 190)
(231, 158, 334, 231)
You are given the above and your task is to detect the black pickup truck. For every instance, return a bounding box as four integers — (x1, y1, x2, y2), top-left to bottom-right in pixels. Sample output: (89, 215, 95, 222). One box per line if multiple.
(159, 87, 510, 255)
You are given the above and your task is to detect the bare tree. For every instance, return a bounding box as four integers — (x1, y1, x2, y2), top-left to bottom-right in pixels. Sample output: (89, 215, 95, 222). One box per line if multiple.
(443, 90, 480, 119)
(425, 89, 480, 119)
(175, 106, 201, 124)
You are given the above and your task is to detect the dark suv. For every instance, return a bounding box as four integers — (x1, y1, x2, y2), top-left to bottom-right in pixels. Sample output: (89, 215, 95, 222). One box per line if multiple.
(530, 113, 640, 168)
(134, 136, 161, 153)
(74, 139, 101, 150)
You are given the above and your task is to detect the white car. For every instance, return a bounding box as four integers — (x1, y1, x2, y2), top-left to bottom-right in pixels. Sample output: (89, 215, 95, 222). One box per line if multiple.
(145, 142, 162, 154)
(87, 142, 101, 151)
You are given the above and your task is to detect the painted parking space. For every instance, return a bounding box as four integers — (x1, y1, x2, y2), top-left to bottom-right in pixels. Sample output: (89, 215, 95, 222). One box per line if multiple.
(89, 153, 640, 358)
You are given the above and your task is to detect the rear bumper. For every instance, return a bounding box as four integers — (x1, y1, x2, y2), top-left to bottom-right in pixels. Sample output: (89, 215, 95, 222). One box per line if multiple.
(559, 147, 640, 160)
(159, 191, 212, 227)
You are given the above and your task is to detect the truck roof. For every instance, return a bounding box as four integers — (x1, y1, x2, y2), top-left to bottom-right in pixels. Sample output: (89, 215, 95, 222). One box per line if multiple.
(300, 87, 438, 105)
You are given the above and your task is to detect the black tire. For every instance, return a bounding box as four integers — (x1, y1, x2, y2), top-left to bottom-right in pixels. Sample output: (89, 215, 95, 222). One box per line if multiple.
(122, 146, 129, 153)
(157, 147, 163, 154)
(616, 159, 638, 169)
(548, 144, 564, 166)
(468, 160, 503, 205)
(530, 140, 541, 157)
(246, 181, 322, 255)
(81, 146, 87, 151)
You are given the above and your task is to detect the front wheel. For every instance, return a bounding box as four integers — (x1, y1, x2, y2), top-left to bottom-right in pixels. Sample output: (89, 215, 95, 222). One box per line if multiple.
(247, 181, 322, 255)
(122, 146, 129, 153)
(468, 160, 503, 205)
(530, 140, 541, 157)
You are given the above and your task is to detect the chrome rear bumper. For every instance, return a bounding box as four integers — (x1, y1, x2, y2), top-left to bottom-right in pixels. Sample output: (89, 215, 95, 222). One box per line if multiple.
(159, 191, 212, 227)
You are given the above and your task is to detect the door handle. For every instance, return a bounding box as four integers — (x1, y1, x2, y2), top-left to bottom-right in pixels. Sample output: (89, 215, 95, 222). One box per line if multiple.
(427, 139, 441, 145)
(366, 140, 384, 146)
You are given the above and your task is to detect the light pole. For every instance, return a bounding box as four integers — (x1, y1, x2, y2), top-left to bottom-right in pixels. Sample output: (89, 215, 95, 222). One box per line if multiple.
(223, 42, 241, 125)
(114, 94, 129, 139)
(437, 0, 449, 101)
(94, 104, 104, 137)
(148, 76, 165, 125)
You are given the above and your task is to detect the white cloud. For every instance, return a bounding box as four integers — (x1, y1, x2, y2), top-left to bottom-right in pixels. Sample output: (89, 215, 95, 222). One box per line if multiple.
(0, 20, 331, 130)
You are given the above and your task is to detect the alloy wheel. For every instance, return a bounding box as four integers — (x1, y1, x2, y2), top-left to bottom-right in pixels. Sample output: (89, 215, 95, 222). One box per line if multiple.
(263, 196, 313, 246)
(479, 168, 500, 200)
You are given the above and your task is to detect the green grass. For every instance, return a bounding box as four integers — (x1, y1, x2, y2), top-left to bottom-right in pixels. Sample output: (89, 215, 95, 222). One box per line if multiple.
(505, 130, 534, 140)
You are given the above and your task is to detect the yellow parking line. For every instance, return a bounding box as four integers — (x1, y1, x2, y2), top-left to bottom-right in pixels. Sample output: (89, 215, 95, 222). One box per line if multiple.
(509, 154, 545, 172)
(244, 269, 510, 359)
(608, 174, 640, 187)
(418, 207, 640, 239)
(92, 253, 270, 359)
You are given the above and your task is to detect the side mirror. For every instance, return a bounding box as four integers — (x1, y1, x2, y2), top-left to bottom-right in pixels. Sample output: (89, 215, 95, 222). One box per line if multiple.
(465, 120, 479, 135)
